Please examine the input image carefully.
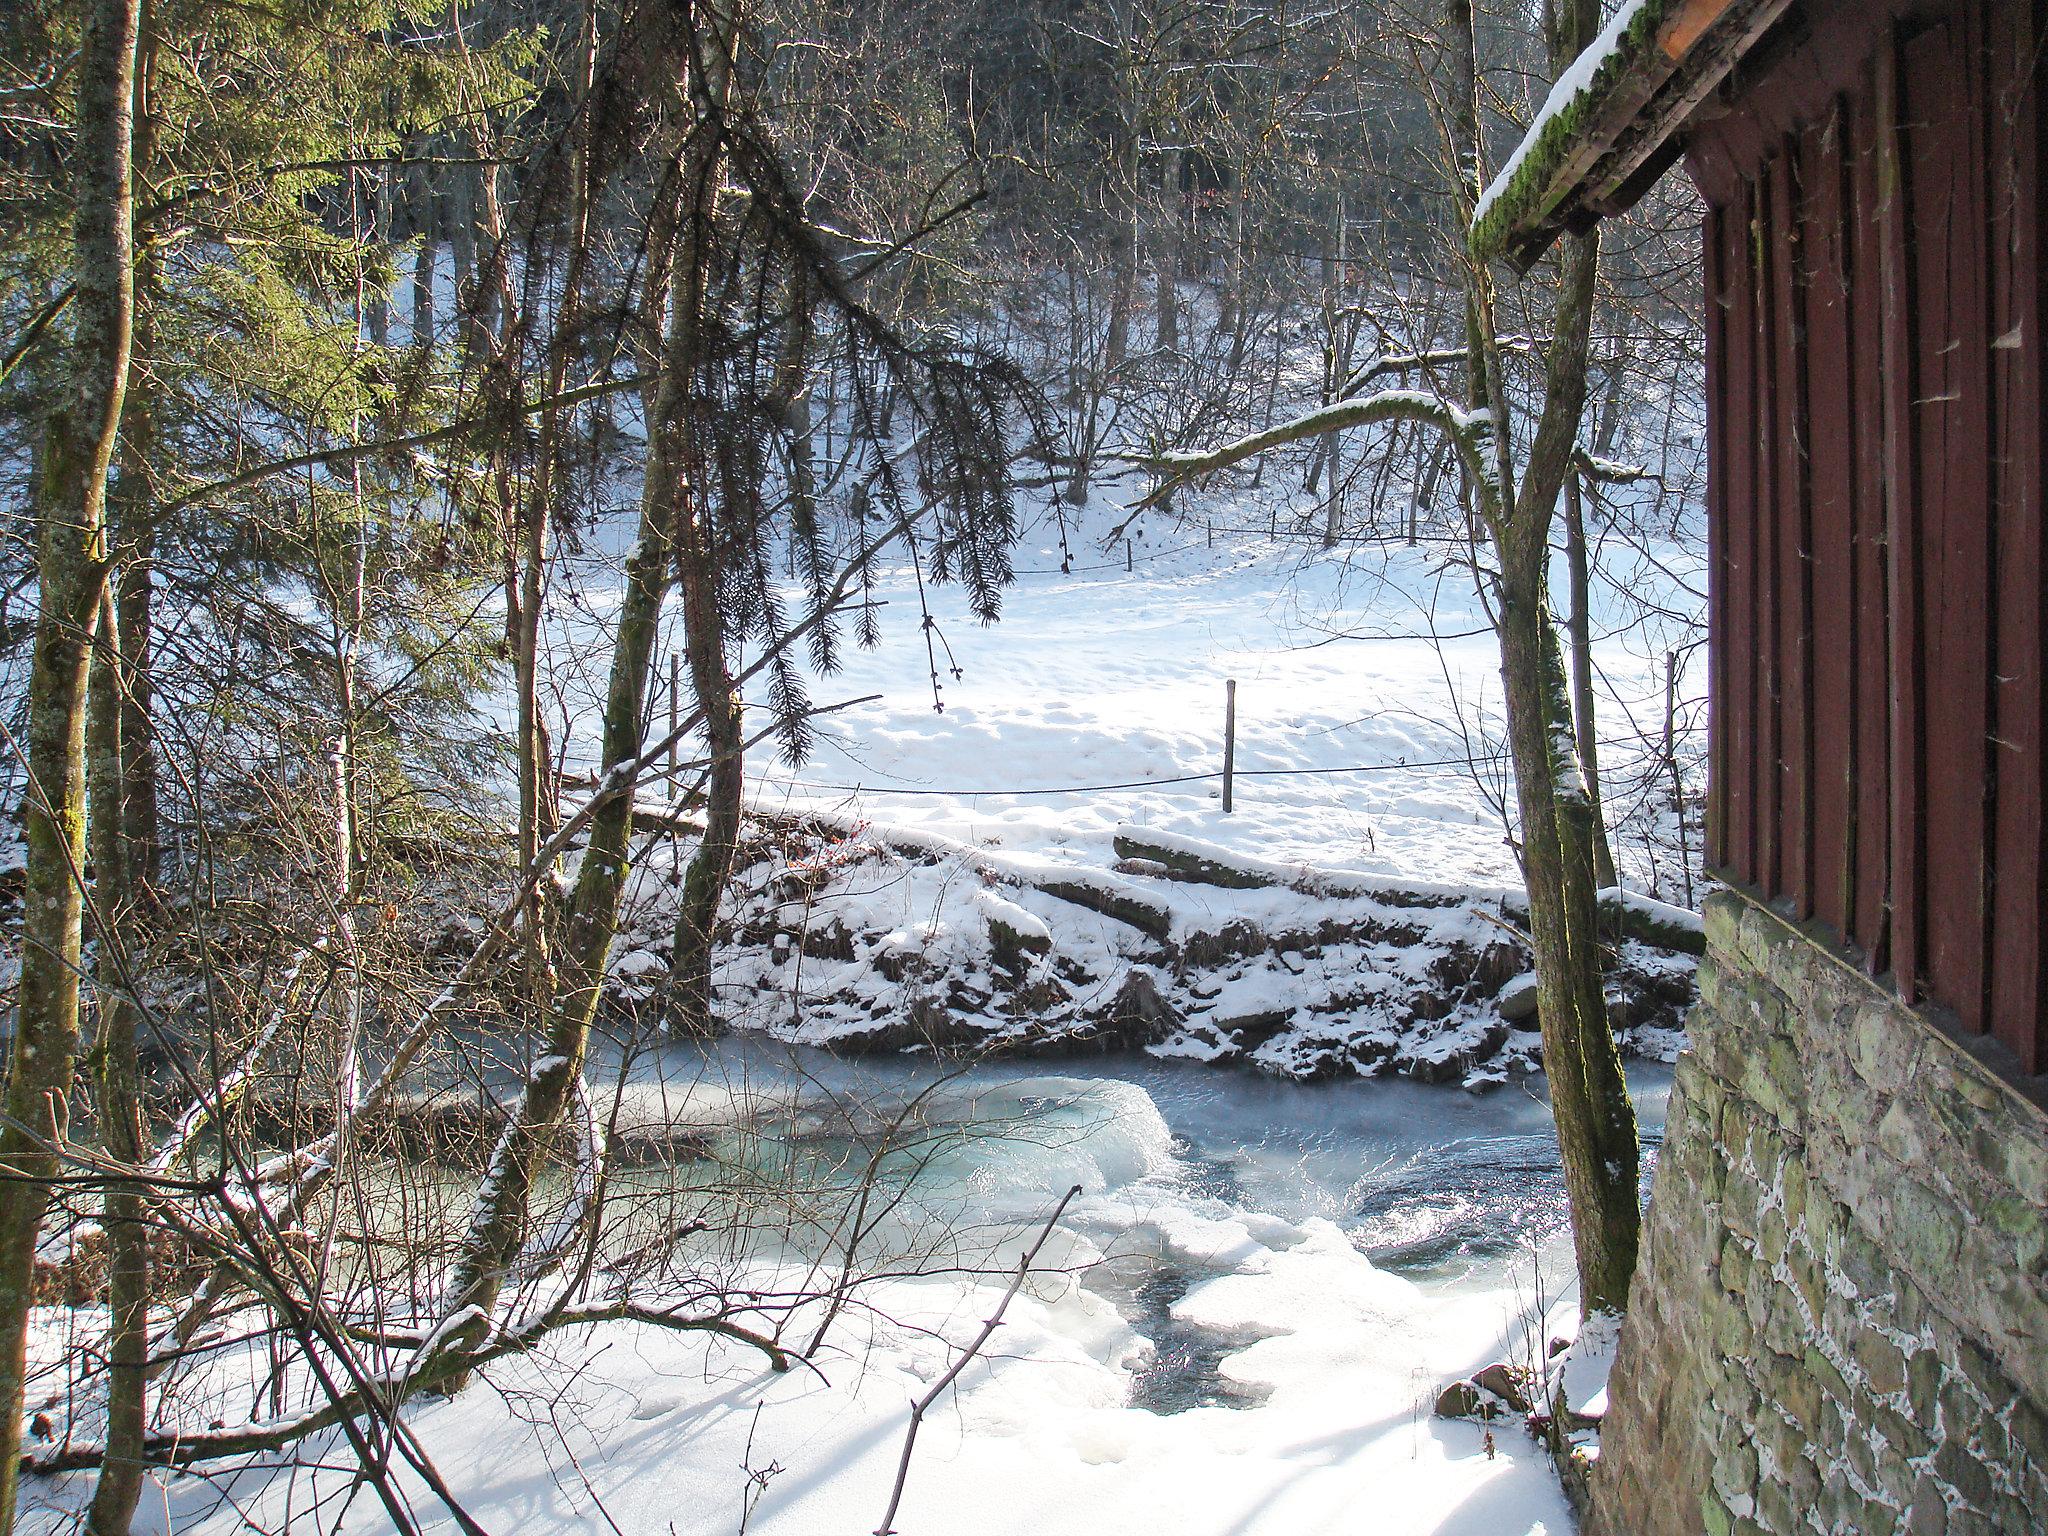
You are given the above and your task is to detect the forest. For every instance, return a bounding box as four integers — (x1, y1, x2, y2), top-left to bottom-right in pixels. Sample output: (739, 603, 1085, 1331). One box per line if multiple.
(1, 1, 1710, 1532)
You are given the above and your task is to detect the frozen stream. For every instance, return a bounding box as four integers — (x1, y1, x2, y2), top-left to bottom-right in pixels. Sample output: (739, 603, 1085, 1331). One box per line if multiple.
(614, 1033, 1673, 1414)
(25, 1040, 1673, 1536)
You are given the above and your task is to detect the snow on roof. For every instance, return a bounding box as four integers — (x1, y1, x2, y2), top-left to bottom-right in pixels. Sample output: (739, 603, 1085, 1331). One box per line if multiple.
(1470, 0, 1666, 254)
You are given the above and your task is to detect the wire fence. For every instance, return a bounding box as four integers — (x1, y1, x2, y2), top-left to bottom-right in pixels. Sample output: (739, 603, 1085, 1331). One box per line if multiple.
(754, 751, 1512, 800)
(751, 722, 1701, 802)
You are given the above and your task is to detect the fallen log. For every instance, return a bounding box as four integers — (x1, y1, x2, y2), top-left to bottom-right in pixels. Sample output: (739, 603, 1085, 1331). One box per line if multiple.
(1109, 830, 1704, 955)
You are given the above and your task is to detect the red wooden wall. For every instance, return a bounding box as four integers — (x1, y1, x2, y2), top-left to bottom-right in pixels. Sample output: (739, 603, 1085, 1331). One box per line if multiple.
(1692, 0, 2047, 1074)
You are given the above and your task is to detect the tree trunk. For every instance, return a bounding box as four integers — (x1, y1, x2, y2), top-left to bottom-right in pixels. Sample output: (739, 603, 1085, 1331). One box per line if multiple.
(665, 256, 818, 1032)
(511, 2, 599, 1017)
(1497, 232, 1641, 1316)
(84, 592, 149, 1536)
(1565, 472, 1620, 888)
(0, 0, 141, 1525)
(1155, 149, 1181, 354)
(1319, 193, 1353, 547)
(113, 524, 156, 886)
(113, 176, 160, 892)
(666, 541, 741, 1034)
(1104, 115, 1138, 374)
(83, 24, 160, 1529)
(411, 157, 436, 343)
(451, 159, 479, 354)
(439, 277, 684, 1361)
(365, 166, 390, 348)
(438, 4, 730, 1368)
(1496, 541, 1642, 1315)
(1447, 0, 1639, 1318)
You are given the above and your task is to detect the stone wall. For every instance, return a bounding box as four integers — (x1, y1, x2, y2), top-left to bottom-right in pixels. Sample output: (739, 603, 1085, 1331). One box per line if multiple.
(1589, 889, 2048, 1536)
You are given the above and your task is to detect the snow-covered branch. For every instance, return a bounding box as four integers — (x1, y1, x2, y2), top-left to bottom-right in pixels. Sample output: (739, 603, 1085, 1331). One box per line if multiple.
(1573, 447, 1653, 484)
(1341, 336, 1534, 396)
(1134, 389, 1495, 509)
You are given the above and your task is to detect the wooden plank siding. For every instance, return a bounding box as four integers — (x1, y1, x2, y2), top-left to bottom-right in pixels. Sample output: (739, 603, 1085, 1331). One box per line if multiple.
(1706, 201, 1731, 872)
(1986, 0, 2048, 1064)
(1847, 82, 1893, 973)
(1695, 0, 2047, 1074)
(1714, 190, 1760, 876)
(1801, 104, 1856, 939)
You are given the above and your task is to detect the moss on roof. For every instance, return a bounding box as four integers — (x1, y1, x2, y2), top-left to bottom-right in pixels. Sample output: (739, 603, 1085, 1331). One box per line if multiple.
(1469, 0, 1683, 264)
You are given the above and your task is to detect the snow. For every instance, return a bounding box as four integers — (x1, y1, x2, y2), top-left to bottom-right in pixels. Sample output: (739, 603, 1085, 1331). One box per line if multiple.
(650, 489, 1691, 897)
(1549, 1307, 1624, 1426)
(539, 463, 1708, 1080)
(54, 1258, 1548, 1535)
(1600, 886, 1704, 937)
(8, 284, 1702, 1536)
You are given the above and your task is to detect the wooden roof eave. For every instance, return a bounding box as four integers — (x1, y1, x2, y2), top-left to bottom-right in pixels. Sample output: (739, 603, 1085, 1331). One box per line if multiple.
(1490, 0, 1799, 273)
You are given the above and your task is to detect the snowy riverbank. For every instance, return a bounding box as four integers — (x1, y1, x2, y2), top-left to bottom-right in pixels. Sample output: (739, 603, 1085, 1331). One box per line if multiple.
(599, 812, 1697, 1084)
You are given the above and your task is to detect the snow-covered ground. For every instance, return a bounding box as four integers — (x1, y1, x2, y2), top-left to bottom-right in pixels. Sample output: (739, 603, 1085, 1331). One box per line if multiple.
(743, 517, 1516, 880)
(562, 477, 1694, 894)
(579, 481, 1700, 1081)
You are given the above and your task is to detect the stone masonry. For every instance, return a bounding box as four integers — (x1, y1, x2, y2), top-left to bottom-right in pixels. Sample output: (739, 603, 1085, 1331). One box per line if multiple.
(1588, 889, 2048, 1535)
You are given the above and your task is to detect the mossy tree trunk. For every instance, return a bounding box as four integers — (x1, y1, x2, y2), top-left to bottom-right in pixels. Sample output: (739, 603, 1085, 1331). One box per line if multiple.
(666, 261, 813, 1036)
(0, 0, 142, 1526)
(1495, 516, 1643, 1313)
(666, 531, 741, 1034)
(438, 286, 685, 1369)
(1448, 0, 1640, 1315)
(83, 32, 161, 1532)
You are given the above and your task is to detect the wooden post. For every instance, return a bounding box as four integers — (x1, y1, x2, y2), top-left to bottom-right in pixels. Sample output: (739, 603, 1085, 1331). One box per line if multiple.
(1222, 678, 1237, 813)
(1666, 650, 1692, 908)
(1124, 538, 1133, 573)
